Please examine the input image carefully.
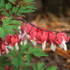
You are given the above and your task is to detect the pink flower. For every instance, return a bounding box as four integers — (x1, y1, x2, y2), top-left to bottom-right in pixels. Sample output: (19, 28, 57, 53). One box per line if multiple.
(49, 32, 56, 44)
(56, 32, 70, 51)
(3, 17, 7, 20)
(11, 35, 19, 46)
(26, 24, 32, 34)
(36, 28, 48, 44)
(48, 32, 56, 51)
(0, 43, 6, 54)
(36, 29, 42, 44)
(21, 25, 25, 33)
(35, 28, 48, 50)
(5, 34, 19, 46)
(5, 34, 11, 44)
(29, 26, 37, 40)
(56, 32, 68, 44)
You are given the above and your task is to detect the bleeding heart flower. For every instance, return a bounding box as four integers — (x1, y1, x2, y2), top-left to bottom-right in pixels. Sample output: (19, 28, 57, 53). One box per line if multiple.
(36, 29, 42, 44)
(5, 34, 11, 44)
(42, 41, 46, 50)
(26, 24, 32, 34)
(49, 32, 56, 51)
(56, 32, 69, 51)
(36, 28, 48, 50)
(11, 35, 19, 46)
(0, 43, 6, 54)
(5, 34, 19, 46)
(20, 25, 25, 33)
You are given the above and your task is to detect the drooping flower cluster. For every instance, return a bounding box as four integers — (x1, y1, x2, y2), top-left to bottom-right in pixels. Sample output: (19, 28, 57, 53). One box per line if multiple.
(0, 17, 70, 55)
(19, 23, 70, 51)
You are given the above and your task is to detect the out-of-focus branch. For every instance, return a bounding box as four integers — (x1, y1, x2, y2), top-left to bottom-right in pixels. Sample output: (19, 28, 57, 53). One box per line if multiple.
(44, 47, 70, 59)
(13, 18, 70, 33)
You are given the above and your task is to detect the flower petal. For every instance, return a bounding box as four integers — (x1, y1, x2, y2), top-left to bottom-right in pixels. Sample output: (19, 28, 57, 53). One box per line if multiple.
(42, 41, 46, 50)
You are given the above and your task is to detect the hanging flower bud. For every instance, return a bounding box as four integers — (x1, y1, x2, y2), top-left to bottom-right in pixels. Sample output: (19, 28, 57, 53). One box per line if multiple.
(49, 32, 56, 51)
(56, 32, 69, 51)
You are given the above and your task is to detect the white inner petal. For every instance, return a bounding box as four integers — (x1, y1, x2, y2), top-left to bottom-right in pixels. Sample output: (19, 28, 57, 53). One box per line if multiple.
(30, 39, 37, 46)
(15, 43, 19, 50)
(51, 42, 56, 51)
(42, 41, 46, 50)
(24, 39, 27, 45)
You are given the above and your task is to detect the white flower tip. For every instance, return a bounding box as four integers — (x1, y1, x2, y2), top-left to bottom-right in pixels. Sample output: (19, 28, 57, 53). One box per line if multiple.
(30, 40, 37, 46)
(8, 45, 13, 51)
(42, 41, 46, 50)
(19, 31, 22, 34)
(51, 43, 56, 52)
(18, 26, 21, 29)
(20, 41, 23, 45)
(64, 45, 67, 51)
(15, 43, 19, 50)
(6, 49, 9, 53)
(24, 40, 27, 45)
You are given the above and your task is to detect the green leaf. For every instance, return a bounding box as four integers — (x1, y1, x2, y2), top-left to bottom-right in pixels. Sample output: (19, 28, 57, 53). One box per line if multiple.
(24, 63, 32, 67)
(25, 55, 32, 63)
(46, 66, 58, 70)
(12, 7, 18, 13)
(28, 47, 33, 53)
(4, 63, 10, 66)
(11, 57, 24, 67)
(0, 67, 5, 70)
(31, 47, 48, 57)
(0, 17, 21, 39)
(32, 64, 37, 70)
(2, 10, 9, 17)
(8, 51, 16, 57)
(24, 0, 34, 2)
(2, 17, 12, 26)
(0, 57, 9, 68)
(9, 0, 15, 2)
(32, 62, 45, 70)
(0, 0, 5, 10)
(18, 6, 35, 13)
(0, 27, 7, 39)
(10, 20, 21, 25)
(37, 62, 45, 70)
(21, 42, 29, 51)
(6, 2, 12, 10)
(13, 47, 19, 52)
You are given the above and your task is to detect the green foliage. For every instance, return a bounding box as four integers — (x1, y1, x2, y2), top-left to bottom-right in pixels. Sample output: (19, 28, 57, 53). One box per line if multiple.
(28, 47, 48, 57)
(0, 0, 5, 10)
(0, 0, 36, 17)
(6, 2, 12, 10)
(46, 66, 58, 70)
(33, 62, 58, 70)
(33, 62, 45, 70)
(12, 6, 19, 13)
(9, 0, 15, 2)
(11, 57, 24, 67)
(7, 42, 48, 69)
(0, 57, 9, 70)
(8, 51, 16, 57)
(0, 17, 21, 39)
(25, 54, 32, 63)
(23, 0, 34, 2)
(18, 5, 36, 14)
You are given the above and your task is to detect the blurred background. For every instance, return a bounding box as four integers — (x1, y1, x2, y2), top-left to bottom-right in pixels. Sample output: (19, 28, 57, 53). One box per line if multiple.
(25, 0, 70, 70)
